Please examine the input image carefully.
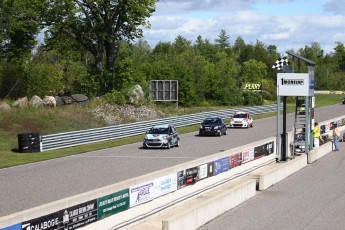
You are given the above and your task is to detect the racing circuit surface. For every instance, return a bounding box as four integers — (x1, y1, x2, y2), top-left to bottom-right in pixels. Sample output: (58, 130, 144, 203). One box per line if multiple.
(0, 104, 343, 217)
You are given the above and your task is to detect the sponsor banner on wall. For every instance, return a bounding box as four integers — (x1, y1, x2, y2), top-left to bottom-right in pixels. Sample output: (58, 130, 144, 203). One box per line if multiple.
(21, 212, 59, 230)
(0, 224, 21, 230)
(242, 148, 254, 164)
(265, 142, 274, 155)
(230, 152, 242, 168)
(254, 141, 275, 159)
(97, 189, 130, 220)
(57, 199, 98, 230)
(254, 144, 267, 159)
(177, 170, 186, 189)
(207, 162, 214, 178)
(320, 125, 325, 134)
(154, 174, 177, 198)
(185, 167, 198, 185)
(130, 181, 155, 207)
(214, 157, 230, 176)
(197, 164, 208, 181)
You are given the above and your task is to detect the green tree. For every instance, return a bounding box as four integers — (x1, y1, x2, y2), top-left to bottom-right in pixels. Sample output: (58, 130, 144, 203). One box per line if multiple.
(194, 35, 216, 61)
(0, 0, 44, 61)
(44, 0, 158, 93)
(215, 29, 230, 50)
(240, 59, 267, 83)
(333, 42, 345, 72)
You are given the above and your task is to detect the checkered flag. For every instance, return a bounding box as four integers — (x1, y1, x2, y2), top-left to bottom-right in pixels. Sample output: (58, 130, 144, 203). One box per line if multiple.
(272, 56, 289, 71)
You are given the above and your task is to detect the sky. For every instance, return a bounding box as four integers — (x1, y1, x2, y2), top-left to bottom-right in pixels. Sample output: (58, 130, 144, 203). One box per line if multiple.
(141, 0, 345, 55)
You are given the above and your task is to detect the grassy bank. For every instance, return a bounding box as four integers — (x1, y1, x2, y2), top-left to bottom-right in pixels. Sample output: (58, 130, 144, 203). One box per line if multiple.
(0, 94, 343, 169)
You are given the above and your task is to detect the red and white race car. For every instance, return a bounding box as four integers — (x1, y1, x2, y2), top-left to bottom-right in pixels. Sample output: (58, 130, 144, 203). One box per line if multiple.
(229, 111, 253, 128)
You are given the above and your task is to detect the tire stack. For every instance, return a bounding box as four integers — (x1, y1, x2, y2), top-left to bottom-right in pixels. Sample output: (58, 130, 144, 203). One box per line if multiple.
(18, 133, 41, 153)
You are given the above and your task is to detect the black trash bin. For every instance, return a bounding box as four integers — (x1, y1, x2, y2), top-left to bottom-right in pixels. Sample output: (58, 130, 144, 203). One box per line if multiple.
(18, 133, 41, 153)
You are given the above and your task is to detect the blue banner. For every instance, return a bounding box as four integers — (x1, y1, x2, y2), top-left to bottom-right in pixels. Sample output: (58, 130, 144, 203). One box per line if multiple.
(214, 157, 230, 176)
(0, 224, 21, 230)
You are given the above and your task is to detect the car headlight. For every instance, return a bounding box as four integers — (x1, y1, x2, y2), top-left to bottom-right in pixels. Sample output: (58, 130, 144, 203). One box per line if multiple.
(214, 126, 219, 129)
(200, 125, 203, 129)
(163, 135, 169, 143)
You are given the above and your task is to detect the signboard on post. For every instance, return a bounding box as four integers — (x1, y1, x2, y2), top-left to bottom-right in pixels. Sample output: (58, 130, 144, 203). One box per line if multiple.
(277, 73, 314, 96)
(150, 80, 178, 102)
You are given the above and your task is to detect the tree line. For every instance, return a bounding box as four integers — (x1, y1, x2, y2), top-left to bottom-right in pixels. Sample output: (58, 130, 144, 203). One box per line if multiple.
(1, 0, 344, 106)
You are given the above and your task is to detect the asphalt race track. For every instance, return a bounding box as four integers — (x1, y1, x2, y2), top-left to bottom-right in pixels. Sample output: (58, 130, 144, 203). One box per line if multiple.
(0, 104, 343, 217)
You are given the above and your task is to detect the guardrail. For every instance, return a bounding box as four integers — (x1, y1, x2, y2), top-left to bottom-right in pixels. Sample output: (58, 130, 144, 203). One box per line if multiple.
(41, 104, 281, 151)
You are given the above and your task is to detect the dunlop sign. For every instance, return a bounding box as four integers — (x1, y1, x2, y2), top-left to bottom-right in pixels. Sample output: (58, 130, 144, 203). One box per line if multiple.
(241, 83, 262, 92)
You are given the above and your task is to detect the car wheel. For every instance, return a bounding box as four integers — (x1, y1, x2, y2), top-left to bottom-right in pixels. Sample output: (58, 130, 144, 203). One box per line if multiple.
(224, 129, 227, 135)
(176, 139, 180, 147)
(219, 131, 222, 137)
(143, 143, 147, 149)
(246, 122, 249, 129)
(199, 131, 203, 136)
(166, 142, 171, 149)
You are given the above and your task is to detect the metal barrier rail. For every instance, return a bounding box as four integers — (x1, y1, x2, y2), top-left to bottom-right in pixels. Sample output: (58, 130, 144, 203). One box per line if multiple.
(41, 104, 281, 151)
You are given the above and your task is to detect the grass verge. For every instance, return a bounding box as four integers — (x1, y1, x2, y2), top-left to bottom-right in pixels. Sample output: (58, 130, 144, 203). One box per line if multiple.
(0, 94, 343, 169)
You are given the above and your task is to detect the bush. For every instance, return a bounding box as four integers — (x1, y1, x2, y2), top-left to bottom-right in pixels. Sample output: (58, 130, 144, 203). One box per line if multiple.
(242, 91, 263, 106)
(104, 89, 127, 105)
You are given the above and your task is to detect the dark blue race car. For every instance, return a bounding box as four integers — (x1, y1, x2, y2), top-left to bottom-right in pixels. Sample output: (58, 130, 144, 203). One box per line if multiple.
(199, 117, 227, 136)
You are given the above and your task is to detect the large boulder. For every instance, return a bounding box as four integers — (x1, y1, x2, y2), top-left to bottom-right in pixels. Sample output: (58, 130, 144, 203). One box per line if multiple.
(0, 101, 11, 110)
(54, 96, 64, 106)
(12, 97, 28, 108)
(71, 94, 89, 106)
(43, 96, 57, 107)
(29, 95, 44, 108)
(60, 95, 73, 105)
(128, 84, 145, 105)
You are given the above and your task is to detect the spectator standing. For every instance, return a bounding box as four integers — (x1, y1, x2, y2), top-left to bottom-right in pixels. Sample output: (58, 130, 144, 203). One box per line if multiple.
(313, 122, 320, 147)
(333, 124, 340, 151)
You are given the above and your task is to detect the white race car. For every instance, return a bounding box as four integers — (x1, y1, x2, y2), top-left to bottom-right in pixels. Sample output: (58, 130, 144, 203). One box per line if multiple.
(229, 111, 253, 128)
(143, 124, 180, 149)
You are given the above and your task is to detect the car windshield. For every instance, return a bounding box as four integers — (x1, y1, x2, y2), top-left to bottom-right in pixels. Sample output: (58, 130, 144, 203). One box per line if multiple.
(148, 127, 169, 134)
(203, 118, 219, 124)
(233, 113, 247, 118)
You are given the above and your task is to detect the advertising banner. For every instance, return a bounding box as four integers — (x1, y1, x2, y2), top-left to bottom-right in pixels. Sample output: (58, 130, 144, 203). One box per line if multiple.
(0, 224, 21, 230)
(214, 157, 230, 176)
(320, 125, 325, 134)
(242, 148, 254, 164)
(97, 189, 130, 220)
(277, 73, 313, 96)
(207, 162, 214, 178)
(185, 167, 198, 185)
(154, 174, 177, 198)
(21, 212, 59, 230)
(197, 164, 208, 181)
(254, 144, 267, 159)
(57, 199, 97, 230)
(241, 83, 262, 92)
(254, 142, 274, 159)
(177, 170, 186, 189)
(230, 152, 242, 168)
(330, 121, 335, 130)
(129, 181, 155, 207)
(265, 142, 274, 155)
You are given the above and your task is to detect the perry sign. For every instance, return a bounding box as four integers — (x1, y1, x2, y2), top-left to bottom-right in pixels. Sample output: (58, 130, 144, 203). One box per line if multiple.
(277, 73, 314, 96)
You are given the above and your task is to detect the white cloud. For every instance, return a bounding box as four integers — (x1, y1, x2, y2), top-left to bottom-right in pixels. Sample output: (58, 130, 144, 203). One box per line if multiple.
(142, 0, 345, 54)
